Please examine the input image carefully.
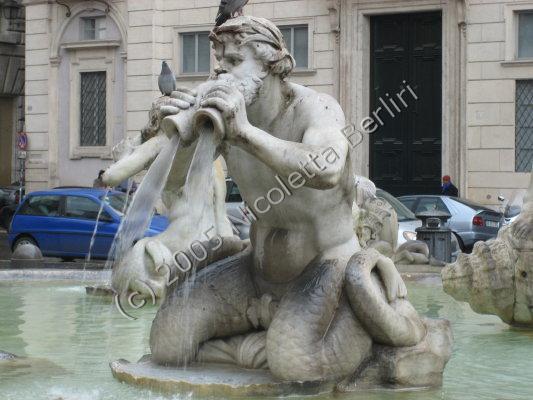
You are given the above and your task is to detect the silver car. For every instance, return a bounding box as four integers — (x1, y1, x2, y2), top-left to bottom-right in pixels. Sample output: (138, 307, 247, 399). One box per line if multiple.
(398, 195, 503, 251)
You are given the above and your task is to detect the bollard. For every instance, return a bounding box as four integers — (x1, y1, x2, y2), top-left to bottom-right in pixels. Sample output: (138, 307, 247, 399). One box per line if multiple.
(415, 211, 453, 263)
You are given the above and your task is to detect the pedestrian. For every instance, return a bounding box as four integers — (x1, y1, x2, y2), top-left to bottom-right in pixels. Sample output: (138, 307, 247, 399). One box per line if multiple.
(93, 170, 107, 188)
(441, 175, 458, 197)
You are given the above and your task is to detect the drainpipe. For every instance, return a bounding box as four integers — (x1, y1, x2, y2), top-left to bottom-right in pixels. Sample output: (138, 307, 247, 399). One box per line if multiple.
(327, 0, 341, 101)
(457, 0, 468, 198)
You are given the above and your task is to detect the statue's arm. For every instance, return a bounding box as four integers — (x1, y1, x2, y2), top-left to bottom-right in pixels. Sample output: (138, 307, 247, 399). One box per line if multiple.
(237, 96, 349, 190)
(103, 134, 168, 186)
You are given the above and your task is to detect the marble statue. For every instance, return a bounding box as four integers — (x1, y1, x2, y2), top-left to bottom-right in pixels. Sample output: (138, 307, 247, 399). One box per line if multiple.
(442, 169, 533, 327)
(107, 16, 452, 390)
(353, 176, 440, 266)
(104, 92, 238, 300)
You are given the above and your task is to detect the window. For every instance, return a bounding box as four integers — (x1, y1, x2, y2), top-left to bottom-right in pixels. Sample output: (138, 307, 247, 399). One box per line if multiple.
(518, 12, 533, 59)
(102, 193, 130, 215)
(375, 190, 417, 222)
(414, 198, 450, 214)
(516, 80, 533, 172)
(65, 196, 108, 220)
(398, 197, 417, 213)
(181, 32, 210, 74)
(82, 17, 106, 40)
(80, 71, 106, 147)
(225, 180, 243, 203)
(279, 25, 309, 68)
(19, 196, 61, 217)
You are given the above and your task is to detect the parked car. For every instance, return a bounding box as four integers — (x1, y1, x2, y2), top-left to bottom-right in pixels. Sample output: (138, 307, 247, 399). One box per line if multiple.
(0, 185, 25, 230)
(0, 188, 12, 208)
(225, 178, 251, 240)
(398, 195, 503, 251)
(8, 188, 168, 260)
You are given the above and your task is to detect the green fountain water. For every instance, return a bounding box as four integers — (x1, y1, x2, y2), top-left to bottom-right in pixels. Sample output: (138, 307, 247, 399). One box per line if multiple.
(1, 278, 532, 400)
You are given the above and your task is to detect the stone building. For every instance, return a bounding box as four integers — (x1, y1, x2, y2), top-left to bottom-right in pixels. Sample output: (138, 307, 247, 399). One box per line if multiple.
(21, 0, 533, 205)
(0, 0, 25, 186)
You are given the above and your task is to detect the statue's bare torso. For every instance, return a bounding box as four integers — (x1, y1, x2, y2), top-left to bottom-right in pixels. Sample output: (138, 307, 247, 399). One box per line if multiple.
(223, 83, 358, 285)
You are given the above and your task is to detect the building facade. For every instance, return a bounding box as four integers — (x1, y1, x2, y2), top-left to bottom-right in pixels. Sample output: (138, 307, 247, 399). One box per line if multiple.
(0, 0, 25, 186)
(22, 0, 533, 205)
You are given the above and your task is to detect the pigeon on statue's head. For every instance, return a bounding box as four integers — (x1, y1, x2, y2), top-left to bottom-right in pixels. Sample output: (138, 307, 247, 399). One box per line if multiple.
(158, 61, 177, 96)
(215, 0, 249, 27)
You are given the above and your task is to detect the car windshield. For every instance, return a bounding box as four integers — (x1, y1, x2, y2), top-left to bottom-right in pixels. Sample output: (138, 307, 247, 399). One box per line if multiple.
(101, 193, 131, 215)
(376, 189, 418, 222)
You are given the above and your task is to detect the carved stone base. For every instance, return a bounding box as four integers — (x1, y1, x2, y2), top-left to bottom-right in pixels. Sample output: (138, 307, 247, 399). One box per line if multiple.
(110, 358, 334, 397)
(110, 319, 452, 397)
(343, 318, 453, 390)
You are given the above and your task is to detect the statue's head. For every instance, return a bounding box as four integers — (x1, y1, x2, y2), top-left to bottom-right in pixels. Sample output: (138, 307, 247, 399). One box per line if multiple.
(209, 16, 295, 104)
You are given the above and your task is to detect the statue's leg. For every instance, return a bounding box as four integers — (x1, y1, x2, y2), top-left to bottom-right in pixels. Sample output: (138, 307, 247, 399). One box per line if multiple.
(266, 257, 372, 382)
(149, 249, 257, 365)
(345, 249, 426, 347)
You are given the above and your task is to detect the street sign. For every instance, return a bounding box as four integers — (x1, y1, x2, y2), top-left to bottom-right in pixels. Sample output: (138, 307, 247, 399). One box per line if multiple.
(17, 132, 28, 150)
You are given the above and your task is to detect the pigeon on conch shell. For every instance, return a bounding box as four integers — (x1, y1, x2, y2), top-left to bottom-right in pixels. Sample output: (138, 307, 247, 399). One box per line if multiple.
(158, 61, 177, 96)
(215, 0, 249, 27)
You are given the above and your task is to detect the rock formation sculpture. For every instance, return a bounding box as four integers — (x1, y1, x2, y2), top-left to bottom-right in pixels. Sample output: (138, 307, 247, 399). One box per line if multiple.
(353, 176, 439, 265)
(107, 15, 452, 390)
(442, 169, 533, 327)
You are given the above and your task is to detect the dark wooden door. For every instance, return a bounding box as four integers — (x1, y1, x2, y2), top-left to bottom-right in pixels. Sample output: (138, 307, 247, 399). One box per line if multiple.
(369, 12, 442, 196)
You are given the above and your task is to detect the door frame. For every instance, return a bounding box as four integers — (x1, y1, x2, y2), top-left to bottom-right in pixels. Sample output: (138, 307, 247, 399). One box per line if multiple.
(0, 96, 17, 186)
(338, 0, 467, 195)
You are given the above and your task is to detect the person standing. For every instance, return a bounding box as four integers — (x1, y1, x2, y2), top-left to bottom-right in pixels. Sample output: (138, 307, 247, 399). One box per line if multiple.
(441, 175, 459, 197)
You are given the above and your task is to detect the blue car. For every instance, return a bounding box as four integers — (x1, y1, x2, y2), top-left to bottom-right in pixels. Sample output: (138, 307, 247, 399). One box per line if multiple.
(8, 188, 169, 260)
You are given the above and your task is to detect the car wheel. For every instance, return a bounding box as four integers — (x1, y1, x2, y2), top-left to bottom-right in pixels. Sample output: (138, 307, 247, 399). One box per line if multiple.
(13, 236, 38, 250)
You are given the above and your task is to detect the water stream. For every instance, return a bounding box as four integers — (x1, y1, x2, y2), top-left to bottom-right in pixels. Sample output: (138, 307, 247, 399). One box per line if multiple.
(105, 136, 181, 272)
(85, 189, 110, 264)
(182, 129, 217, 243)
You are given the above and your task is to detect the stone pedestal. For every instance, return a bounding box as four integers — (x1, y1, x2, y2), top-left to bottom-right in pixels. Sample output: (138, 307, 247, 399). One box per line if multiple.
(110, 358, 333, 397)
(110, 318, 452, 396)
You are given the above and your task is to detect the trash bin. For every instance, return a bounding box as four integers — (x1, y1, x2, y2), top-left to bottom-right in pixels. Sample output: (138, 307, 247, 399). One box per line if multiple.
(415, 211, 453, 263)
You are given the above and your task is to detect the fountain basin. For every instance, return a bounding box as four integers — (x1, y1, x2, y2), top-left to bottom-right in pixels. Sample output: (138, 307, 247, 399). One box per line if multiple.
(2, 274, 533, 399)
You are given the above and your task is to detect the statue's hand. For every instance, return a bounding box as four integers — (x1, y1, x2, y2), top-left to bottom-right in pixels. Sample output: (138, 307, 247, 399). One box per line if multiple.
(200, 84, 250, 144)
(376, 255, 408, 302)
(159, 87, 197, 116)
